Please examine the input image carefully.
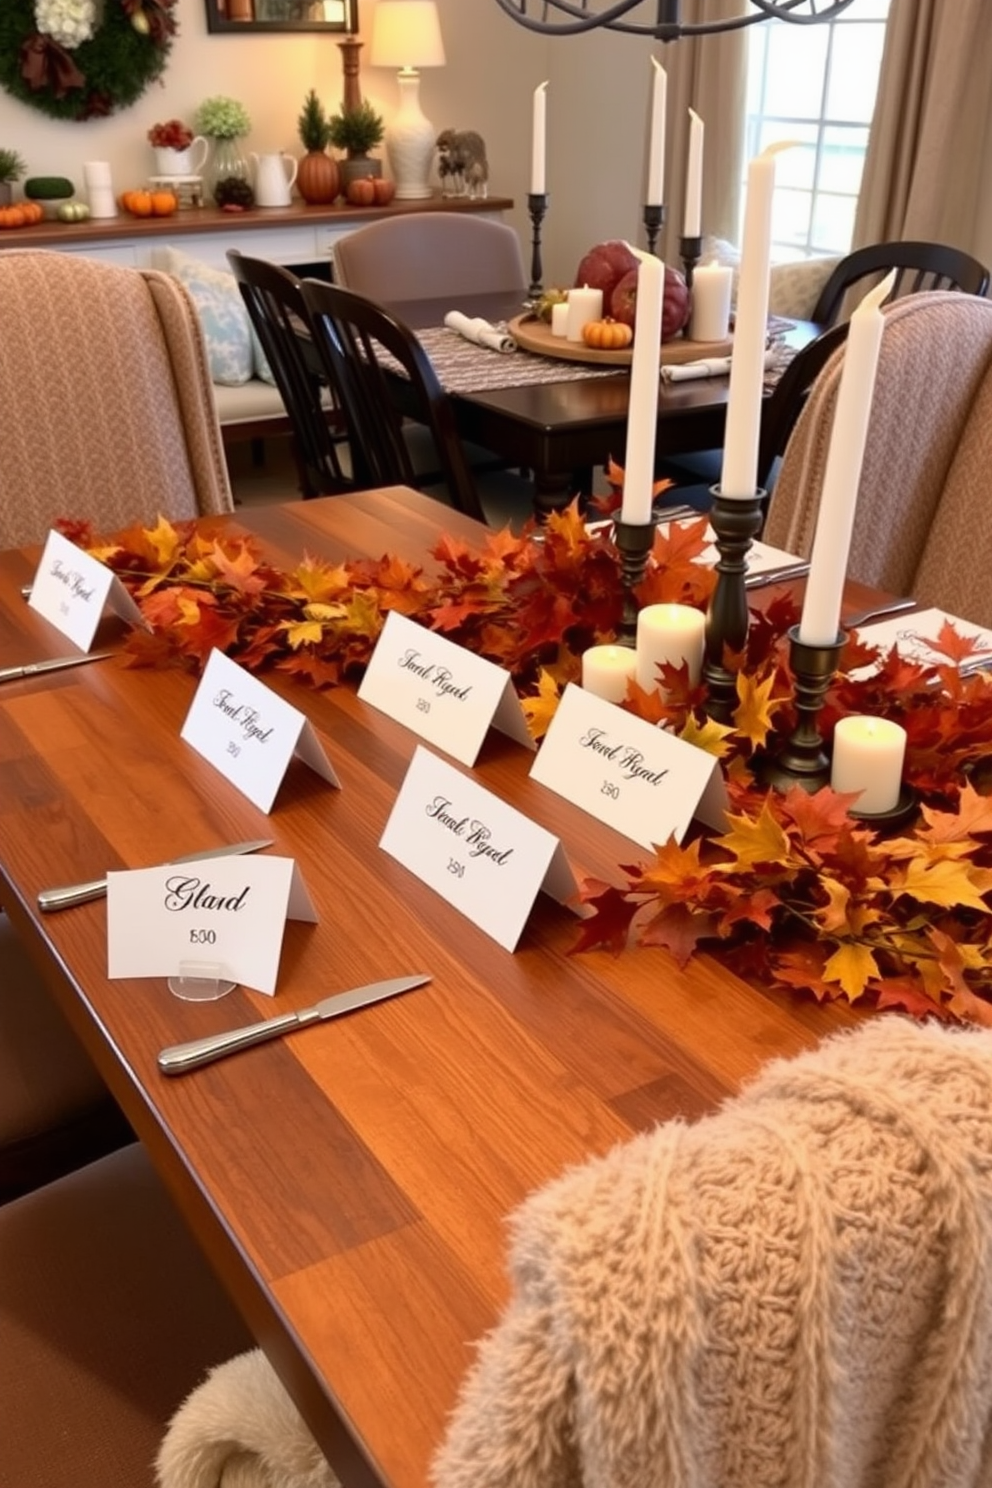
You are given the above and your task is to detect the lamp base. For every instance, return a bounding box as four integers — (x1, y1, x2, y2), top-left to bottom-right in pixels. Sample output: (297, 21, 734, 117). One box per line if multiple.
(385, 70, 435, 200)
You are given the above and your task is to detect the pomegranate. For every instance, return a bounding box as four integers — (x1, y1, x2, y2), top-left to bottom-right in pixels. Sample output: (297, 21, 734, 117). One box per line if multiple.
(611, 264, 692, 339)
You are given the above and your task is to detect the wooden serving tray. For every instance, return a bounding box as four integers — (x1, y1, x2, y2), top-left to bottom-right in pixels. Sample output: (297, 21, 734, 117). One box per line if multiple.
(508, 313, 733, 367)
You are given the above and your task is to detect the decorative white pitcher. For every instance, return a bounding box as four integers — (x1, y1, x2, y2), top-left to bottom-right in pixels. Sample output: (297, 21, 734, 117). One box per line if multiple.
(153, 137, 208, 177)
(250, 152, 298, 208)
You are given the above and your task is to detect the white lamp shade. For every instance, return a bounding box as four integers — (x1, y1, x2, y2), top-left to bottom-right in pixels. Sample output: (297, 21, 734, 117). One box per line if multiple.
(370, 1, 446, 69)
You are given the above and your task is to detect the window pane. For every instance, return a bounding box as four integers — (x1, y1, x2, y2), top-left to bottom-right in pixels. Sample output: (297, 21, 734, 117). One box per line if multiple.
(825, 24, 887, 123)
(811, 192, 857, 255)
(771, 187, 813, 254)
(818, 125, 870, 194)
(773, 131, 818, 191)
(761, 25, 828, 120)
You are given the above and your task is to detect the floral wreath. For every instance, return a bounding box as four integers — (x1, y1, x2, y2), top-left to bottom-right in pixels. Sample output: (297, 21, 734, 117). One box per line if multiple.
(0, 0, 177, 123)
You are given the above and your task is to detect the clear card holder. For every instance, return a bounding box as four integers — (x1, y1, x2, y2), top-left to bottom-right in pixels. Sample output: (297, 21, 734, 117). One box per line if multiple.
(168, 959, 237, 1002)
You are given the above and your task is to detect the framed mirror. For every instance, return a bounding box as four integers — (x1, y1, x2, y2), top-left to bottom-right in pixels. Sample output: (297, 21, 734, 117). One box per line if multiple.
(206, 0, 358, 33)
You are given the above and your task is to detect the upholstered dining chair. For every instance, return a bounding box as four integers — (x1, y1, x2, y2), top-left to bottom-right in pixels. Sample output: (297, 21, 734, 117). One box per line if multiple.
(330, 212, 528, 301)
(156, 1016, 992, 1488)
(764, 290, 992, 626)
(0, 250, 233, 550)
(0, 1141, 255, 1487)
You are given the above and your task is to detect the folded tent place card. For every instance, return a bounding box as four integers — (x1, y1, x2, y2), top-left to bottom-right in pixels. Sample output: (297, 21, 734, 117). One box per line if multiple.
(181, 648, 340, 813)
(379, 744, 578, 952)
(358, 610, 534, 766)
(106, 853, 318, 996)
(531, 682, 728, 848)
(29, 528, 146, 651)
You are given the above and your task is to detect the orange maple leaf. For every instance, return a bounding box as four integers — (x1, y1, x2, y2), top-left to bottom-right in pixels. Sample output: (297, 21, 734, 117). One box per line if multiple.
(713, 798, 791, 872)
(207, 540, 268, 596)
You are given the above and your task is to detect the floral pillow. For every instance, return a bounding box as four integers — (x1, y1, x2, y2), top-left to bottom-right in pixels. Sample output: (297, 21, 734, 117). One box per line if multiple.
(157, 246, 274, 386)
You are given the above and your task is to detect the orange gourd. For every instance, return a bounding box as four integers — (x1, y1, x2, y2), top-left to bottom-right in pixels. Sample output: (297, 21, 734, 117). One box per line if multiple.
(151, 190, 178, 216)
(582, 319, 633, 351)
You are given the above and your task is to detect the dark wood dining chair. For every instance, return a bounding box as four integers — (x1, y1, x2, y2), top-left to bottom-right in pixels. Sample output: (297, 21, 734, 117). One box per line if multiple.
(809, 240, 991, 327)
(227, 251, 351, 500)
(298, 278, 488, 523)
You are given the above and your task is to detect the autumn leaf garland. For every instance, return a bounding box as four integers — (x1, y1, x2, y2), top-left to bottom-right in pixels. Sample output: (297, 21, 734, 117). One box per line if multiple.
(64, 508, 992, 1025)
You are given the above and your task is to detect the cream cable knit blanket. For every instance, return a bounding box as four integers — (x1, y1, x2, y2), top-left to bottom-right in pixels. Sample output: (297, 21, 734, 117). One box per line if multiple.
(157, 1019, 992, 1488)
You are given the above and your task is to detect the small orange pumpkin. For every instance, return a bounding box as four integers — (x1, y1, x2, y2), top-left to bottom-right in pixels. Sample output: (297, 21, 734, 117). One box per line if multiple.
(582, 319, 634, 351)
(150, 190, 178, 216)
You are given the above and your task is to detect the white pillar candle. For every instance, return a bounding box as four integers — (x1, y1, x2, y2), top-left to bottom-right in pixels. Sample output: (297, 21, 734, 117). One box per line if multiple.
(620, 246, 663, 525)
(646, 57, 667, 207)
(581, 644, 637, 705)
(798, 270, 896, 646)
(635, 604, 706, 692)
(683, 108, 704, 237)
(565, 285, 603, 343)
(550, 301, 569, 338)
(530, 81, 548, 195)
(688, 262, 732, 342)
(720, 142, 793, 499)
(831, 714, 906, 814)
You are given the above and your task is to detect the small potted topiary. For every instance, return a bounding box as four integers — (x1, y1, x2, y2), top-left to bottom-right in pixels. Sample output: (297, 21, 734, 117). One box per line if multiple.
(296, 89, 340, 205)
(0, 148, 27, 207)
(327, 100, 384, 192)
(24, 174, 76, 219)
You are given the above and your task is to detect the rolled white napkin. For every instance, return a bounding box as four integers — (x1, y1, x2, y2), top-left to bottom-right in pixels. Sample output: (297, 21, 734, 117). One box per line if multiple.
(663, 347, 775, 382)
(444, 310, 516, 355)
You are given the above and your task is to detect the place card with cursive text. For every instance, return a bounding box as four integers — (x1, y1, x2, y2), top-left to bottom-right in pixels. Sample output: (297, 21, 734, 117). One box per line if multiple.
(181, 648, 340, 813)
(530, 682, 728, 848)
(358, 610, 534, 766)
(379, 744, 577, 951)
(29, 528, 146, 651)
(106, 853, 318, 996)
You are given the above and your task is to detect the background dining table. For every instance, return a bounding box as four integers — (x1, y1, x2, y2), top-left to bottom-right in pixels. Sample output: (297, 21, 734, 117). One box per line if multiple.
(383, 292, 821, 519)
(0, 489, 861, 1487)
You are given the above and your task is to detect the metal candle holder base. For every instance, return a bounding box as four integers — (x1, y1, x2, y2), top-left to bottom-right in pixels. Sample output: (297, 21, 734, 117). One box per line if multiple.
(679, 233, 702, 289)
(613, 518, 657, 646)
(703, 486, 765, 722)
(643, 202, 665, 257)
(526, 192, 549, 298)
(757, 626, 847, 793)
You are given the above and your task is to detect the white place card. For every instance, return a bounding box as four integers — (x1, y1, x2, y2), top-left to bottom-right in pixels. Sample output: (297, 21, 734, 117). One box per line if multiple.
(107, 854, 318, 996)
(379, 745, 577, 952)
(851, 606, 992, 678)
(358, 610, 534, 765)
(531, 682, 728, 848)
(29, 529, 146, 650)
(181, 648, 340, 813)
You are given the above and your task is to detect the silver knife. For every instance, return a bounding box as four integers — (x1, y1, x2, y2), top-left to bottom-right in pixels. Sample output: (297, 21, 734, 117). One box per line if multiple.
(744, 562, 811, 590)
(157, 974, 432, 1075)
(0, 651, 114, 684)
(37, 838, 274, 913)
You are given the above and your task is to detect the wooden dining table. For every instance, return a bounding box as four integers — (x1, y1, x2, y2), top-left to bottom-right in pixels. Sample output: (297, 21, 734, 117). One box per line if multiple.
(382, 291, 821, 520)
(0, 490, 860, 1487)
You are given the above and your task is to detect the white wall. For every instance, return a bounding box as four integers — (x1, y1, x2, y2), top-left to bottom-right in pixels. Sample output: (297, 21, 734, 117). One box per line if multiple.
(0, 0, 663, 290)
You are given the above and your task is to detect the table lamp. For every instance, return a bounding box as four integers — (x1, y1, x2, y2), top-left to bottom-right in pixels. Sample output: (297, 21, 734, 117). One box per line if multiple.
(370, 0, 446, 200)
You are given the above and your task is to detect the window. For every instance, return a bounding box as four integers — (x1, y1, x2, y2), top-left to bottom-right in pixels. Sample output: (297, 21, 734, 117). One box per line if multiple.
(743, 0, 891, 259)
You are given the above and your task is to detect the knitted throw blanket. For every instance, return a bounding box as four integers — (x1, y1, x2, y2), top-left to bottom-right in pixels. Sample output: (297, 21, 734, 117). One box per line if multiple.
(157, 1019, 992, 1488)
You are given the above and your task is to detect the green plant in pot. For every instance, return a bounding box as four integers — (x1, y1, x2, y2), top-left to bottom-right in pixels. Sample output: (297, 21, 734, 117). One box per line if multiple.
(296, 89, 340, 206)
(328, 100, 384, 191)
(194, 95, 254, 207)
(0, 148, 27, 207)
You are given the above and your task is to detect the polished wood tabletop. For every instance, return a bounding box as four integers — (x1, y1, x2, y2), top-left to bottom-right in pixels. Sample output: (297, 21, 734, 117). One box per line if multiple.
(383, 293, 821, 518)
(0, 491, 857, 1487)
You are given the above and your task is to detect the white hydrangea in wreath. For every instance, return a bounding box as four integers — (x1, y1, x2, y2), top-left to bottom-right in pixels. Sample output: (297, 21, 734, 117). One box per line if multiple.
(34, 0, 98, 49)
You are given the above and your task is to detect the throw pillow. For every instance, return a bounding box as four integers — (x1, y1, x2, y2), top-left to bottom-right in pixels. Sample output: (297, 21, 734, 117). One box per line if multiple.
(155, 246, 275, 386)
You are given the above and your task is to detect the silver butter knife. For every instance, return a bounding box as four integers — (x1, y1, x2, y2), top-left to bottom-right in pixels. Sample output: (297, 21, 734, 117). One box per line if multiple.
(157, 973, 432, 1075)
(37, 838, 274, 913)
(0, 651, 114, 684)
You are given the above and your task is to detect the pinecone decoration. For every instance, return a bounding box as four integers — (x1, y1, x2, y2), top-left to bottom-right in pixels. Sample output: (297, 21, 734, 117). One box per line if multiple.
(215, 176, 255, 210)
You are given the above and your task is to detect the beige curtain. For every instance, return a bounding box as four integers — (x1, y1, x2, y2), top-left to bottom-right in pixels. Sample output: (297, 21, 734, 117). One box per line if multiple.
(854, 0, 992, 258)
(660, 0, 748, 264)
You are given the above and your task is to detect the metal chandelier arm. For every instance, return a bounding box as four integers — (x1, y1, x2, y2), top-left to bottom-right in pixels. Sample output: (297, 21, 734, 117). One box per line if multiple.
(491, 0, 856, 40)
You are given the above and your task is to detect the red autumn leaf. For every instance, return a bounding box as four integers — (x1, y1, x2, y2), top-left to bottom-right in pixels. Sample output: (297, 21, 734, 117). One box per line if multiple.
(176, 606, 243, 665)
(927, 619, 992, 666)
(874, 976, 949, 1019)
(780, 784, 863, 856)
(276, 652, 342, 688)
(718, 886, 782, 932)
(639, 901, 721, 966)
(768, 941, 837, 1002)
(571, 881, 639, 955)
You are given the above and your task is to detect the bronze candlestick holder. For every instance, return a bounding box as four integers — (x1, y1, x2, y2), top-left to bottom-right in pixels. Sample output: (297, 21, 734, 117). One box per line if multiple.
(757, 625, 847, 793)
(703, 486, 765, 722)
(613, 517, 657, 646)
(679, 233, 702, 289)
(526, 192, 549, 298)
(643, 203, 665, 257)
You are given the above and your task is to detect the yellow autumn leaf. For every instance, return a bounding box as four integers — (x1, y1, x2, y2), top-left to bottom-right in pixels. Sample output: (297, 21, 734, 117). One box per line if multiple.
(813, 877, 882, 936)
(342, 590, 385, 638)
(284, 620, 325, 649)
(823, 941, 879, 1001)
(732, 669, 782, 750)
(176, 595, 201, 627)
(304, 601, 347, 622)
(679, 713, 735, 759)
(714, 798, 791, 871)
(521, 668, 561, 741)
(894, 857, 992, 914)
(142, 515, 181, 570)
(88, 543, 123, 565)
(292, 556, 351, 604)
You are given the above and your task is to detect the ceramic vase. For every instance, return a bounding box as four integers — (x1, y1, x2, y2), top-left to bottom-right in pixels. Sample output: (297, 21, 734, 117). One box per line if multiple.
(297, 151, 341, 205)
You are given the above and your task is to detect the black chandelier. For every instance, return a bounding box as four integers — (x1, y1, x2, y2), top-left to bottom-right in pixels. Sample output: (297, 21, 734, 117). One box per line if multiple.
(493, 0, 856, 40)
